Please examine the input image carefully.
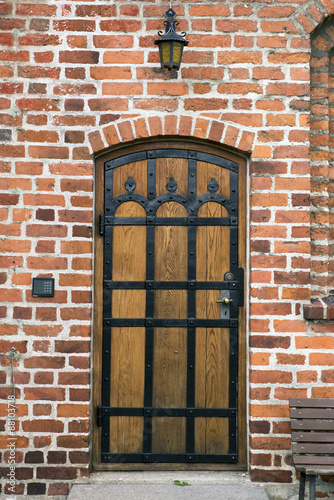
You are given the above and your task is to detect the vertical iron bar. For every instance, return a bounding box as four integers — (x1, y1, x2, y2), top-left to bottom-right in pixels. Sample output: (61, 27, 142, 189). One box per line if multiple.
(229, 328, 238, 456)
(101, 326, 111, 454)
(143, 154, 156, 456)
(229, 167, 239, 460)
(187, 154, 197, 456)
(100, 164, 114, 459)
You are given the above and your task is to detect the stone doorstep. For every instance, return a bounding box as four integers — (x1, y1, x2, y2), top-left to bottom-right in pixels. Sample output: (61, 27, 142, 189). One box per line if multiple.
(66, 472, 300, 500)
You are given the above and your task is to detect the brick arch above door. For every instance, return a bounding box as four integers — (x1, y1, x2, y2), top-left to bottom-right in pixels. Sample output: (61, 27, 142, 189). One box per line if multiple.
(87, 115, 256, 156)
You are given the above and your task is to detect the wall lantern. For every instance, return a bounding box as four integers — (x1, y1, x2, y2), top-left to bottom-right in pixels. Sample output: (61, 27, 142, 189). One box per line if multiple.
(154, 7, 188, 71)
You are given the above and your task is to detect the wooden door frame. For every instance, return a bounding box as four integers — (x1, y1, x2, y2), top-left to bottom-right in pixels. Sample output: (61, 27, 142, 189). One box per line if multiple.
(92, 138, 248, 471)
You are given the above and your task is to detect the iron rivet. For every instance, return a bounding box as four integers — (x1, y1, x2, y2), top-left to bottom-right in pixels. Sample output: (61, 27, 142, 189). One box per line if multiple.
(147, 364, 151, 369)
(189, 410, 193, 414)
(190, 252, 194, 255)
(149, 251, 152, 255)
(188, 456, 192, 460)
(210, 195, 214, 199)
(118, 199, 121, 203)
(104, 378, 108, 381)
(104, 433, 108, 436)
(150, 191, 154, 195)
(189, 365, 193, 369)
(199, 199, 202, 203)
(150, 172, 153, 176)
(105, 350, 109, 354)
(107, 188, 110, 192)
(191, 173, 194, 177)
(129, 195, 132, 199)
(191, 190, 194, 194)
(106, 261, 110, 264)
(106, 207, 110, 211)
(232, 189, 236, 193)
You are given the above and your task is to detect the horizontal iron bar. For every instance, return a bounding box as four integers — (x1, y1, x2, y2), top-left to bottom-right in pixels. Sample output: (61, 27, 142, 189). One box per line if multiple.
(98, 407, 237, 418)
(104, 319, 236, 327)
(101, 452, 237, 463)
(104, 149, 238, 173)
(103, 217, 234, 226)
(104, 281, 239, 290)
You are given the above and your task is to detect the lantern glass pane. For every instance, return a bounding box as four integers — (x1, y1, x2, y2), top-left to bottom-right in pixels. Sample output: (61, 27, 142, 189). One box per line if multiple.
(172, 41, 183, 64)
(161, 41, 171, 65)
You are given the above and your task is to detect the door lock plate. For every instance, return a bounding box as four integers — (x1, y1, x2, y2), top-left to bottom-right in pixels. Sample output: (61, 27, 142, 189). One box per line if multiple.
(217, 290, 231, 319)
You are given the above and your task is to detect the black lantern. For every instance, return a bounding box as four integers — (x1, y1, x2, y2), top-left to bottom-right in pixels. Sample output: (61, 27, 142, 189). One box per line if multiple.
(154, 7, 188, 71)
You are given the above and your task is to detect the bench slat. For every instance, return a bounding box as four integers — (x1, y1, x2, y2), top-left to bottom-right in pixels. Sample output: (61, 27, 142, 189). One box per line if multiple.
(290, 408, 334, 419)
(291, 420, 334, 431)
(293, 443, 334, 454)
(294, 456, 334, 465)
(290, 398, 334, 408)
(292, 432, 334, 443)
(295, 465, 334, 475)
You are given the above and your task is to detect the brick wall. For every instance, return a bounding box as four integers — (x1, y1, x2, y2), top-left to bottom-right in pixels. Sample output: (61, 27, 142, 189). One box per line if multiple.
(1, 0, 334, 497)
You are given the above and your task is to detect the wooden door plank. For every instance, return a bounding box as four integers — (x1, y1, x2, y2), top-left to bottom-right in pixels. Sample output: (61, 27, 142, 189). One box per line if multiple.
(151, 417, 186, 454)
(196, 161, 230, 199)
(195, 418, 229, 455)
(152, 327, 187, 408)
(110, 416, 144, 454)
(155, 157, 188, 197)
(113, 160, 147, 198)
(110, 327, 145, 408)
(113, 202, 146, 282)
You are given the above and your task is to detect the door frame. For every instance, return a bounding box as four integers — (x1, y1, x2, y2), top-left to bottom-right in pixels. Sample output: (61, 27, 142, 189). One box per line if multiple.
(92, 138, 248, 471)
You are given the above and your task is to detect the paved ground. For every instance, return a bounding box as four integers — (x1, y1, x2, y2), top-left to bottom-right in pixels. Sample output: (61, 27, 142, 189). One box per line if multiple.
(68, 472, 271, 500)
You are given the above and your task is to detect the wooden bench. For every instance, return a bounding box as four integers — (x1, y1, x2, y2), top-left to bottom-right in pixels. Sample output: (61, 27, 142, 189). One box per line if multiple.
(290, 398, 334, 500)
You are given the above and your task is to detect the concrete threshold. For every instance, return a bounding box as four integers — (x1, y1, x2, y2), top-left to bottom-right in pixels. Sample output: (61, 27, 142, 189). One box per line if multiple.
(68, 471, 273, 500)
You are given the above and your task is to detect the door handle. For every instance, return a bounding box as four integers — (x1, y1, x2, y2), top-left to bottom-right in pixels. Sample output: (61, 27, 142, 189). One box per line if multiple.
(216, 298, 233, 304)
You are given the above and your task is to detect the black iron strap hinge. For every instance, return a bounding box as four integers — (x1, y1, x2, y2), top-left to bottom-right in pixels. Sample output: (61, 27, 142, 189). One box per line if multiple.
(99, 215, 105, 235)
(97, 405, 103, 426)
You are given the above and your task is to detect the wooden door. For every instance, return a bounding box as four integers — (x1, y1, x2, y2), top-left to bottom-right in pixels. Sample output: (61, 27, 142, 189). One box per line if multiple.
(94, 144, 246, 469)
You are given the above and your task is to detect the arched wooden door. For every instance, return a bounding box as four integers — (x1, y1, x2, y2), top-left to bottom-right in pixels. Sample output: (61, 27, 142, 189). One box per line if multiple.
(93, 142, 247, 469)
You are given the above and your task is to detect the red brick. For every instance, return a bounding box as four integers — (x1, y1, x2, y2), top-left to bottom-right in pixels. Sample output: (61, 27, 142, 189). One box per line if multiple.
(24, 388, 65, 401)
(93, 35, 133, 49)
(100, 20, 141, 32)
(54, 20, 95, 32)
